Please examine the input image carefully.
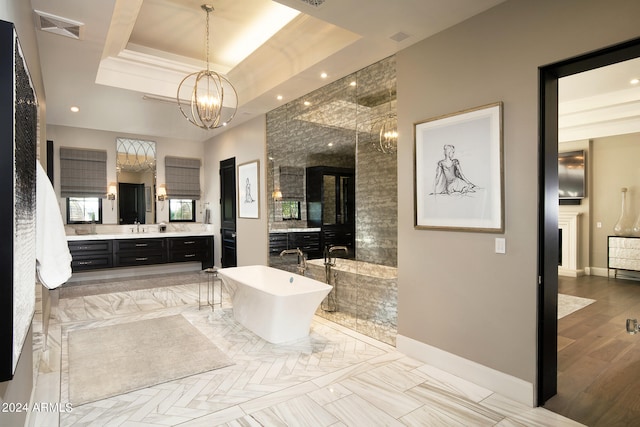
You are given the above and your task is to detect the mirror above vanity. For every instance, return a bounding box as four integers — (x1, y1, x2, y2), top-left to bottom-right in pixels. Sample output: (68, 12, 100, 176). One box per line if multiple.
(116, 138, 157, 225)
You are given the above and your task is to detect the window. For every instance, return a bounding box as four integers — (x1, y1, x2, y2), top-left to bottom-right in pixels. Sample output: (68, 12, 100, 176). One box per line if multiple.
(281, 200, 301, 220)
(67, 197, 102, 224)
(169, 199, 196, 222)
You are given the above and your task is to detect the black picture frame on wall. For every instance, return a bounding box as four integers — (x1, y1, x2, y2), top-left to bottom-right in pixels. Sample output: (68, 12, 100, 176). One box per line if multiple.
(0, 20, 38, 382)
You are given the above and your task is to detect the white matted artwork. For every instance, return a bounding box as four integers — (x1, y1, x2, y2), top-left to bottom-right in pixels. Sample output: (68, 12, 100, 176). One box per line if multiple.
(238, 160, 260, 219)
(414, 102, 504, 232)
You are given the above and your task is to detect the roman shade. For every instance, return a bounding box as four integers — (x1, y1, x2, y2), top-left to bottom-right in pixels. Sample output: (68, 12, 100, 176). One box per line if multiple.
(279, 166, 304, 201)
(60, 147, 107, 198)
(165, 156, 201, 200)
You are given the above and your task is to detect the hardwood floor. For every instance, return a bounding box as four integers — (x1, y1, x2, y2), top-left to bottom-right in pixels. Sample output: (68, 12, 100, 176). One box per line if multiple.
(545, 274, 640, 426)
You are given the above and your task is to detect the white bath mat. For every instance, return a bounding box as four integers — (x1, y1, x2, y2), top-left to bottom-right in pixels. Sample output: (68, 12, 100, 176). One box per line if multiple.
(68, 314, 233, 406)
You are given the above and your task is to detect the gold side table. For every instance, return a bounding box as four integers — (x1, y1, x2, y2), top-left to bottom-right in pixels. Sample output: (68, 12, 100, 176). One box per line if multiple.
(199, 267, 221, 310)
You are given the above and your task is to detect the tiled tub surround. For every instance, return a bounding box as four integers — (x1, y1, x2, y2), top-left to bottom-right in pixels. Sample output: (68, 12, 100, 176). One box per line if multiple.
(307, 258, 398, 346)
(30, 273, 581, 426)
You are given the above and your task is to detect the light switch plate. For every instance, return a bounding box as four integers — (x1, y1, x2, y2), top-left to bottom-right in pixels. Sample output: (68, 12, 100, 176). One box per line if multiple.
(495, 237, 506, 254)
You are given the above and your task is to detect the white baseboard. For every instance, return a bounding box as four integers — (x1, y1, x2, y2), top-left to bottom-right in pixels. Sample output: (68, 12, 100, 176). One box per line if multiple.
(588, 266, 609, 277)
(558, 267, 586, 277)
(396, 334, 535, 407)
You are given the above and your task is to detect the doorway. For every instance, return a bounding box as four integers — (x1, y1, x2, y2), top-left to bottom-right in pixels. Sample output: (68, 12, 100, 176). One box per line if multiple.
(538, 36, 640, 405)
(220, 157, 237, 267)
(118, 182, 145, 224)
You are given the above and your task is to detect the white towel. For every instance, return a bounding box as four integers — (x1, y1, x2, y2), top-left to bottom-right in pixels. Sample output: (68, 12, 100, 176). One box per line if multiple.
(36, 161, 72, 289)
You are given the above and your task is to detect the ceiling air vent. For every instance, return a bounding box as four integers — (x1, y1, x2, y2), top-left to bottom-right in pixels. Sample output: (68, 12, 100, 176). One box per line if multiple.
(390, 32, 410, 43)
(299, 0, 325, 7)
(34, 10, 84, 40)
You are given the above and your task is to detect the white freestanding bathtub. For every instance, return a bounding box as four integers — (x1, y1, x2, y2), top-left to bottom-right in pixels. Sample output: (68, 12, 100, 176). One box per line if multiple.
(217, 265, 332, 344)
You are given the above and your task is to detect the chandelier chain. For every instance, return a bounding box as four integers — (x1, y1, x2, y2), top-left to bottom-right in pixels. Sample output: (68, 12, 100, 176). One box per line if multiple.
(205, 6, 210, 73)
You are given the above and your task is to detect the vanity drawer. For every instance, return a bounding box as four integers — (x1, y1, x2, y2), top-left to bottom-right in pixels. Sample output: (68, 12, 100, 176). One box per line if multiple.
(113, 238, 166, 267)
(70, 254, 113, 271)
(114, 238, 166, 252)
(68, 240, 112, 254)
(114, 252, 166, 267)
(289, 232, 320, 252)
(167, 236, 213, 267)
(269, 233, 288, 254)
(167, 236, 209, 251)
(68, 240, 113, 271)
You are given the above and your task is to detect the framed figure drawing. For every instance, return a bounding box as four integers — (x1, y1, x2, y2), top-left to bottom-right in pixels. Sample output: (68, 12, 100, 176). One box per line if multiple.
(238, 160, 260, 219)
(414, 102, 504, 232)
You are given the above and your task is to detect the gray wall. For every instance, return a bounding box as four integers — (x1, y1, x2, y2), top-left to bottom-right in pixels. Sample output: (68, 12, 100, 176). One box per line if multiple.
(204, 116, 269, 267)
(397, 0, 640, 392)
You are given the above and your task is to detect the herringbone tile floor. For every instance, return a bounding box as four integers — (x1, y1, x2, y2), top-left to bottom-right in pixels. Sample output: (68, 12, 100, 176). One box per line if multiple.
(30, 273, 583, 426)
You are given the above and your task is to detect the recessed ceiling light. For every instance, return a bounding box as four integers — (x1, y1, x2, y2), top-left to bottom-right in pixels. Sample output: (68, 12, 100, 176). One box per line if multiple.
(277, 95, 283, 101)
(631, 78, 640, 85)
(304, 101, 311, 106)
(320, 72, 328, 79)
(327, 142, 333, 147)
(70, 106, 79, 112)
(350, 81, 356, 87)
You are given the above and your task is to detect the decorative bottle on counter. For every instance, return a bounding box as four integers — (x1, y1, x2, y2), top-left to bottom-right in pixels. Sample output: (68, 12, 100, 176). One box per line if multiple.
(614, 187, 633, 236)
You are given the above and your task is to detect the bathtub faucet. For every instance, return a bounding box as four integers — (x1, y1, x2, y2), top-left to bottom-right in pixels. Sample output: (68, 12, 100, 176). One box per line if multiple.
(280, 248, 307, 274)
(327, 245, 349, 266)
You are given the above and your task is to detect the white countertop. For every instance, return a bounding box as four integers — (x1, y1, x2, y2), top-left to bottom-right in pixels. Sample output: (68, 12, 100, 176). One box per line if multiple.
(67, 231, 214, 241)
(269, 228, 321, 233)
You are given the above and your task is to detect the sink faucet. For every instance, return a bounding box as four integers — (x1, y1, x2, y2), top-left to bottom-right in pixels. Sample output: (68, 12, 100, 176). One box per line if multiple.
(134, 220, 140, 233)
(280, 248, 307, 274)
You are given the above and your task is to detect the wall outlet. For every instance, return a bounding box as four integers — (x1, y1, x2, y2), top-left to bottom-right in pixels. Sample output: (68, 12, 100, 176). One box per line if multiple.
(495, 237, 506, 254)
(597, 222, 602, 228)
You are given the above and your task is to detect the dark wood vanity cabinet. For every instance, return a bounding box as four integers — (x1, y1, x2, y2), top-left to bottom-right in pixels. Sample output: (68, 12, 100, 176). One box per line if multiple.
(167, 236, 214, 268)
(113, 238, 167, 267)
(306, 166, 356, 255)
(68, 235, 214, 272)
(289, 231, 321, 258)
(268, 231, 321, 259)
(68, 240, 113, 271)
(269, 232, 289, 256)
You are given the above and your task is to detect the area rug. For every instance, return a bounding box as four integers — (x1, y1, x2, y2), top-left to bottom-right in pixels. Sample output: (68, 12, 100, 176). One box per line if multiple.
(68, 314, 233, 406)
(558, 293, 596, 319)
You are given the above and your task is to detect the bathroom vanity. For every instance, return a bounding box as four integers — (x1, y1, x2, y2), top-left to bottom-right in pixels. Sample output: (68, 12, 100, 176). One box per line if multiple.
(268, 228, 321, 259)
(306, 166, 356, 255)
(67, 232, 214, 272)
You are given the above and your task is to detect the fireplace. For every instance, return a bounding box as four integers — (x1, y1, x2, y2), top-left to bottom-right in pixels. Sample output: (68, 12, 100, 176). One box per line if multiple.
(558, 212, 581, 276)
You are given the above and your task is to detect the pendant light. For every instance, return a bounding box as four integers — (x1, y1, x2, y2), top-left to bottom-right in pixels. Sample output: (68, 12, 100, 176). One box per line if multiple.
(177, 4, 238, 130)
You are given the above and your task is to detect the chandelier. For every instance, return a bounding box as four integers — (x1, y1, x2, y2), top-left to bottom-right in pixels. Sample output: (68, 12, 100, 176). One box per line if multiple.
(374, 88, 397, 154)
(177, 4, 238, 130)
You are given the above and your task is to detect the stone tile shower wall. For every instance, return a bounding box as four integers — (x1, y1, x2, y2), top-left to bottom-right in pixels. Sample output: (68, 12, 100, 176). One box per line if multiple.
(266, 56, 398, 343)
(266, 56, 397, 263)
(354, 57, 397, 267)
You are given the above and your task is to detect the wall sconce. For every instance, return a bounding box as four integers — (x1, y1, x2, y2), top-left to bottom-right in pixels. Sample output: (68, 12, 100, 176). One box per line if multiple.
(157, 184, 167, 210)
(272, 190, 282, 201)
(107, 182, 117, 210)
